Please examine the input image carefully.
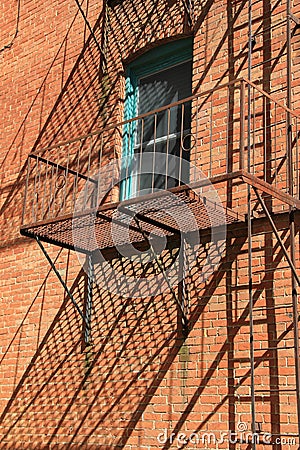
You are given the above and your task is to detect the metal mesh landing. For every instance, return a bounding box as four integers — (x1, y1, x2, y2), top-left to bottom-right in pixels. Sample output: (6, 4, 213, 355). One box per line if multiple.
(21, 189, 242, 254)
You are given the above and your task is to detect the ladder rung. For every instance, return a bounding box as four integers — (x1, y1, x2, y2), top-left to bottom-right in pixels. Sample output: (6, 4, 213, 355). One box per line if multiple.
(253, 303, 293, 312)
(255, 388, 296, 393)
(254, 345, 295, 352)
(252, 266, 292, 274)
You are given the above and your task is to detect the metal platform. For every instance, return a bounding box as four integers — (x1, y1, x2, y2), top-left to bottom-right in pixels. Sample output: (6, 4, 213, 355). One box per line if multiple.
(20, 185, 242, 254)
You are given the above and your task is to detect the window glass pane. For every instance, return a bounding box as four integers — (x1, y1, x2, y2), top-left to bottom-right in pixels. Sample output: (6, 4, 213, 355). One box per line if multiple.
(133, 60, 192, 193)
(121, 42, 193, 200)
(138, 60, 192, 112)
(138, 61, 192, 141)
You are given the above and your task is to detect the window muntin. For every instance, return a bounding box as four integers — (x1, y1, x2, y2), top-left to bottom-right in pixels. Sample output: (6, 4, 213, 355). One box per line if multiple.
(121, 39, 193, 199)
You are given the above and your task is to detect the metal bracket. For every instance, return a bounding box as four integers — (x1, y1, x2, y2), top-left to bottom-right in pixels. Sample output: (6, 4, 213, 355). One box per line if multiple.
(35, 237, 92, 345)
(119, 206, 189, 332)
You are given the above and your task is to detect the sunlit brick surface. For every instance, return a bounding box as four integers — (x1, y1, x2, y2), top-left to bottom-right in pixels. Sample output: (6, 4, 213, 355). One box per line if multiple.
(1, 0, 300, 448)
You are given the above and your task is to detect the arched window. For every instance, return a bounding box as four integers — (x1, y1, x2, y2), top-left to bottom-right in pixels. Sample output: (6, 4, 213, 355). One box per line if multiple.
(121, 38, 193, 200)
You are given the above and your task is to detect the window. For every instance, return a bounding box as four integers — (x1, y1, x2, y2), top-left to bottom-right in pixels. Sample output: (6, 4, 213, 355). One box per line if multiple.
(121, 38, 193, 200)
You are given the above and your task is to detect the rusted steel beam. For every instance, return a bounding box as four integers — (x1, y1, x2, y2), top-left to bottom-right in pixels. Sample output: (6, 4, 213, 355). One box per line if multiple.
(240, 170, 300, 209)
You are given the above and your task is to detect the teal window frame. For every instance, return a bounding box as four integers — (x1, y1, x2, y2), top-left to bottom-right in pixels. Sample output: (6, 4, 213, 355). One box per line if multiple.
(121, 38, 193, 200)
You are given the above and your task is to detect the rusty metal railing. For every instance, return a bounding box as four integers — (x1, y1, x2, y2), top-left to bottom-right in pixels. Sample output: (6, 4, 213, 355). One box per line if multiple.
(22, 78, 300, 227)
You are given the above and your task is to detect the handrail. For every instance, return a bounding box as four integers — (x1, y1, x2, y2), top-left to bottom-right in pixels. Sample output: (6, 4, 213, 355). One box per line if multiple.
(243, 77, 300, 118)
(22, 75, 300, 228)
(31, 77, 300, 156)
(28, 154, 98, 184)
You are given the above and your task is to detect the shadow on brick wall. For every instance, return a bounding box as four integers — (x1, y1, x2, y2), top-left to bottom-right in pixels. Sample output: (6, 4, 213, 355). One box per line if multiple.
(1, 0, 295, 447)
(0, 236, 243, 449)
(0, 4, 109, 249)
(1, 222, 298, 448)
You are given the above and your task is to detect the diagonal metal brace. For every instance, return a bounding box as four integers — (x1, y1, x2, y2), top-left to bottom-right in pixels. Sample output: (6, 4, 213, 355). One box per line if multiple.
(73, 0, 107, 62)
(253, 187, 300, 287)
(289, 12, 300, 28)
(35, 237, 89, 328)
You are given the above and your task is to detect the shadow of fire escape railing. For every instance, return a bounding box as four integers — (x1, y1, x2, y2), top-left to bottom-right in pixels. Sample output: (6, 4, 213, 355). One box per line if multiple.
(21, 77, 300, 232)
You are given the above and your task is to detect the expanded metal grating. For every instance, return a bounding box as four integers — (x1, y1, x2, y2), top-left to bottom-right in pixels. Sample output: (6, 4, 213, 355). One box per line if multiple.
(20, 189, 242, 254)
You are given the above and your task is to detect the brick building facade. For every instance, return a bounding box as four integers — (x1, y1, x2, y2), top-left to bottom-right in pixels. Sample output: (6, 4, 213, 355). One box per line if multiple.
(1, 0, 300, 448)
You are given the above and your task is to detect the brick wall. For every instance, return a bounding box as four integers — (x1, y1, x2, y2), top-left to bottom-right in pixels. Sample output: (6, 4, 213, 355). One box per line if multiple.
(1, 0, 300, 448)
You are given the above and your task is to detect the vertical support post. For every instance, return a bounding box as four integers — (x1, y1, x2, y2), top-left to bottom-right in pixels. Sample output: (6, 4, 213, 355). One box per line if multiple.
(84, 253, 94, 346)
(287, 0, 293, 198)
(126, 212, 189, 331)
(178, 235, 189, 337)
(22, 157, 31, 225)
(239, 80, 245, 170)
(247, 0, 256, 444)
(248, 188, 256, 449)
(287, 0, 300, 441)
(290, 208, 300, 442)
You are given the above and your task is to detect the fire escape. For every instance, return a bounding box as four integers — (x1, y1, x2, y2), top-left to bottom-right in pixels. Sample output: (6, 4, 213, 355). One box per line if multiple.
(19, 0, 300, 447)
